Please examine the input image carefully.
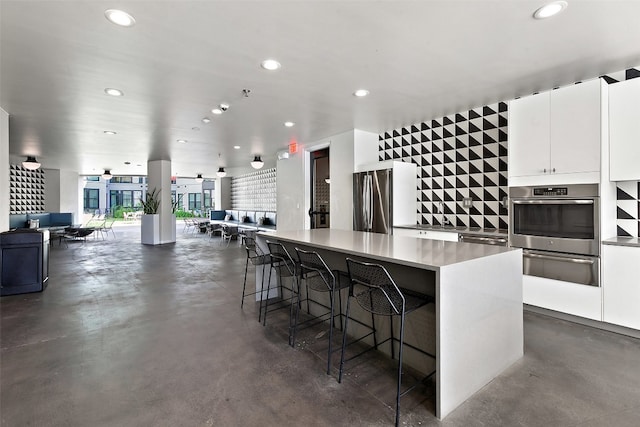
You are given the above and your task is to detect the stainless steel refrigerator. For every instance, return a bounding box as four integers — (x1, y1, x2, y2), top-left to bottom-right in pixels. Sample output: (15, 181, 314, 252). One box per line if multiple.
(353, 169, 392, 234)
(353, 161, 417, 234)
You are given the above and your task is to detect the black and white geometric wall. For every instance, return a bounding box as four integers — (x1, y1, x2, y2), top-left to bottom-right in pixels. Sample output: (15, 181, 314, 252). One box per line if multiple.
(9, 164, 46, 214)
(378, 102, 509, 229)
(603, 67, 640, 237)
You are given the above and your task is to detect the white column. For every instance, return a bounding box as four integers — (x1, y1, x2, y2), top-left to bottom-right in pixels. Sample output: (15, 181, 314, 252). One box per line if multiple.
(0, 109, 9, 232)
(147, 159, 176, 244)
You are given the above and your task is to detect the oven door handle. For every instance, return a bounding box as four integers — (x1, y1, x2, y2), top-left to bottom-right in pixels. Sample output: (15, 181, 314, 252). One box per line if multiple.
(523, 250, 596, 265)
(512, 199, 594, 205)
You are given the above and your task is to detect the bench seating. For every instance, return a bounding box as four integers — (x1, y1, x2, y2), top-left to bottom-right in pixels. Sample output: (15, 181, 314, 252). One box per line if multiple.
(9, 213, 74, 230)
(209, 210, 276, 232)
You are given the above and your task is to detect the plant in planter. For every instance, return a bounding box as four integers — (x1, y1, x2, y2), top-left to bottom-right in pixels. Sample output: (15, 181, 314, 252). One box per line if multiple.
(140, 188, 160, 214)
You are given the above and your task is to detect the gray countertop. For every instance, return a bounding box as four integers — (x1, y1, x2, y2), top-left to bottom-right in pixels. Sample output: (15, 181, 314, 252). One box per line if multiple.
(263, 229, 518, 271)
(602, 236, 640, 248)
(394, 224, 508, 238)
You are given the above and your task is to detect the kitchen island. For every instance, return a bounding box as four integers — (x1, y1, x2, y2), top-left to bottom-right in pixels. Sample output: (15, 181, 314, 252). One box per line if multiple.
(257, 228, 523, 419)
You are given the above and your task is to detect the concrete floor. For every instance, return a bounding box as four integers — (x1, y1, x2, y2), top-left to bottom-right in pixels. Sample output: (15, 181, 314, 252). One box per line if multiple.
(2, 225, 640, 426)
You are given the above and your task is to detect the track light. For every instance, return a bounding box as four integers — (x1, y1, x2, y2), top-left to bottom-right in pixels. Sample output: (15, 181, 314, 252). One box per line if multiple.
(250, 155, 264, 169)
(22, 156, 41, 170)
(102, 170, 112, 180)
(195, 173, 204, 183)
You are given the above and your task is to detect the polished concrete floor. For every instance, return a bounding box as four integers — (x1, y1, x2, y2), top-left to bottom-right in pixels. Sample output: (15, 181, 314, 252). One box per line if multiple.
(2, 225, 640, 426)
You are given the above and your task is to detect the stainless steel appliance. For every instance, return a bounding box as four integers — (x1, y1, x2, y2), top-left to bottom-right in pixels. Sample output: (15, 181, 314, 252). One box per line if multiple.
(459, 233, 508, 247)
(353, 169, 392, 234)
(509, 184, 600, 286)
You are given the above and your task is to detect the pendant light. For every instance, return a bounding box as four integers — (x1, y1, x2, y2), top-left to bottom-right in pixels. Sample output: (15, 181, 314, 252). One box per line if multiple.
(195, 173, 204, 183)
(22, 156, 41, 170)
(250, 155, 264, 169)
(102, 170, 112, 180)
(216, 167, 227, 178)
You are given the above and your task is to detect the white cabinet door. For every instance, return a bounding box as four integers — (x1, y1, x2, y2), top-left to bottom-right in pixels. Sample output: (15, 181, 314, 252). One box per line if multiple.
(550, 79, 601, 175)
(603, 245, 640, 330)
(523, 275, 602, 321)
(508, 93, 550, 178)
(609, 77, 640, 181)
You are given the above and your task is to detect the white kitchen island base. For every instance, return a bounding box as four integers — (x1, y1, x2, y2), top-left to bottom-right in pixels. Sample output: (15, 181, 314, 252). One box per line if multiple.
(258, 229, 523, 420)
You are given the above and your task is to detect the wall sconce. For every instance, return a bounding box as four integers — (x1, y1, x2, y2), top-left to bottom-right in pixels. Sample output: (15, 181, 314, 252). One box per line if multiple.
(250, 155, 264, 169)
(102, 170, 112, 180)
(216, 167, 227, 178)
(22, 156, 41, 170)
(195, 173, 204, 183)
(325, 177, 331, 184)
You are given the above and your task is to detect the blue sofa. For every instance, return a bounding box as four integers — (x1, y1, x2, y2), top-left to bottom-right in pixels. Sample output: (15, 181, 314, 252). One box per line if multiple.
(10, 213, 74, 230)
(209, 209, 276, 231)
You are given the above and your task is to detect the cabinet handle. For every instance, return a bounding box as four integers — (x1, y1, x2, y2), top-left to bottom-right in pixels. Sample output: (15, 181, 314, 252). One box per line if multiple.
(552, 167, 556, 173)
(543, 168, 547, 173)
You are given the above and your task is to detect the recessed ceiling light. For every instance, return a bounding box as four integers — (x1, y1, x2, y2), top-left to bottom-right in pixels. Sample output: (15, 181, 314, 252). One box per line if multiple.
(104, 9, 136, 27)
(104, 88, 124, 97)
(233, 145, 241, 150)
(212, 108, 222, 115)
(202, 117, 211, 123)
(354, 89, 370, 97)
(124, 161, 131, 165)
(103, 130, 117, 135)
(533, 1, 568, 19)
(261, 59, 281, 71)
(284, 121, 295, 127)
(177, 139, 187, 144)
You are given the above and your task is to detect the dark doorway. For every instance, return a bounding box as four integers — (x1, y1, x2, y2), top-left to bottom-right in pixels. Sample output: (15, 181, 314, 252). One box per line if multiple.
(309, 148, 330, 229)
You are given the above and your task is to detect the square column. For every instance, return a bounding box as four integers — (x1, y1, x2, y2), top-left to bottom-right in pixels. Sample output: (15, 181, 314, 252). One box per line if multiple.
(146, 159, 176, 244)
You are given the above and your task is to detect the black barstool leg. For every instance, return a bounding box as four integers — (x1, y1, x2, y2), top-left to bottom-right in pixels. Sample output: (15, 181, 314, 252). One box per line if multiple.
(241, 257, 249, 308)
(289, 274, 301, 347)
(338, 294, 352, 384)
(395, 312, 405, 427)
(261, 263, 274, 325)
(326, 287, 336, 375)
(390, 316, 395, 359)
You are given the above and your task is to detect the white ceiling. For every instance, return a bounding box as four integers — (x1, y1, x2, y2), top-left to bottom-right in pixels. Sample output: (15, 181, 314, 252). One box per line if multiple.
(2, 1, 640, 177)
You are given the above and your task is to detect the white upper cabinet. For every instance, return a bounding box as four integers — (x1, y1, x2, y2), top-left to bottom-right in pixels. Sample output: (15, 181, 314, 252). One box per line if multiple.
(509, 79, 602, 186)
(609, 77, 640, 181)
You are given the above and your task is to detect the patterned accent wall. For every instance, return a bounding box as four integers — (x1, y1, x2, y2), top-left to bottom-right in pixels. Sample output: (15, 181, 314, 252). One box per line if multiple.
(9, 164, 46, 214)
(378, 102, 509, 229)
(230, 167, 276, 211)
(603, 67, 640, 237)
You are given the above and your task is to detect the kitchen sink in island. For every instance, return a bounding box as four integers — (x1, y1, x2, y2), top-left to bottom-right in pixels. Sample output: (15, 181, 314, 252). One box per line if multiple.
(257, 229, 523, 419)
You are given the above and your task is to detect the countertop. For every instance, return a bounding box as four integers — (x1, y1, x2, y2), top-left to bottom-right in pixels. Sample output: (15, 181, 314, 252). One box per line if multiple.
(263, 229, 519, 271)
(394, 224, 508, 238)
(602, 237, 640, 248)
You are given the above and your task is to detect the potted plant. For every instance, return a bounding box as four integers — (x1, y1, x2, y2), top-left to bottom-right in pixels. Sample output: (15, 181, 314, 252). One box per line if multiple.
(140, 188, 161, 245)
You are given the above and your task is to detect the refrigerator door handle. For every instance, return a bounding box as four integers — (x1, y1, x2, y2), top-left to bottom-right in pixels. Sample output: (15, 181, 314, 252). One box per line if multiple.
(363, 174, 372, 231)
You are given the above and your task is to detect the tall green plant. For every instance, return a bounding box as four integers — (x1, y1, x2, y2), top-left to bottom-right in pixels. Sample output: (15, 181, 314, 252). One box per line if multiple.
(140, 188, 160, 214)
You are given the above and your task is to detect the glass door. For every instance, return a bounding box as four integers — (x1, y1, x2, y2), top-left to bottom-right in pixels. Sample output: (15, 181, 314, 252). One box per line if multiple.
(309, 148, 330, 229)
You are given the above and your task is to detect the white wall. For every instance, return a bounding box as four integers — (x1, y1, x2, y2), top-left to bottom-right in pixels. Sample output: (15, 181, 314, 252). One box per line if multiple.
(44, 169, 61, 212)
(276, 128, 379, 232)
(0, 108, 8, 232)
(44, 168, 80, 223)
(147, 159, 175, 244)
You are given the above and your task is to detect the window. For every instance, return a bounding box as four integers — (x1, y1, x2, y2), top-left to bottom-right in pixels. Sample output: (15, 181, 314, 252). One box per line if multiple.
(188, 193, 201, 210)
(111, 176, 132, 183)
(84, 188, 99, 210)
(203, 190, 213, 209)
(110, 190, 143, 209)
(85, 176, 100, 182)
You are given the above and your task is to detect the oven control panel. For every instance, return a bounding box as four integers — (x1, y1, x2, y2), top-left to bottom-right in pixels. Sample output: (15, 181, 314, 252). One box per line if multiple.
(533, 187, 568, 196)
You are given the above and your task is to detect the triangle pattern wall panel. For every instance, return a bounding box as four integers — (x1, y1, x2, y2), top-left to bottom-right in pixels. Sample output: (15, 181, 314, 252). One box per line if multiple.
(379, 102, 508, 229)
(9, 164, 46, 214)
(605, 67, 640, 237)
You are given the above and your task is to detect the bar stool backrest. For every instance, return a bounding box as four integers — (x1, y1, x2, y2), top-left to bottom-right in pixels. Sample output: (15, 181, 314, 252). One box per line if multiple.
(295, 248, 335, 292)
(346, 258, 405, 316)
(266, 241, 296, 278)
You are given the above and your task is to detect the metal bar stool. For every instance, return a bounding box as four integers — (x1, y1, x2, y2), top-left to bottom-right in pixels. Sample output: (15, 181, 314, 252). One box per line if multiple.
(293, 248, 350, 375)
(241, 235, 269, 310)
(339, 258, 436, 427)
(261, 241, 297, 329)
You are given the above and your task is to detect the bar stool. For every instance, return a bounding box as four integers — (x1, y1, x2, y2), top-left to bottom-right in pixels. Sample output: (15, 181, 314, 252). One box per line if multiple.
(261, 241, 297, 328)
(339, 258, 436, 427)
(241, 236, 269, 310)
(293, 248, 350, 375)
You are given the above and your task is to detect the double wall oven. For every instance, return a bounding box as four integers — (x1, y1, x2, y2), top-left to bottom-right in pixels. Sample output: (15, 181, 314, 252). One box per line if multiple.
(509, 184, 600, 286)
